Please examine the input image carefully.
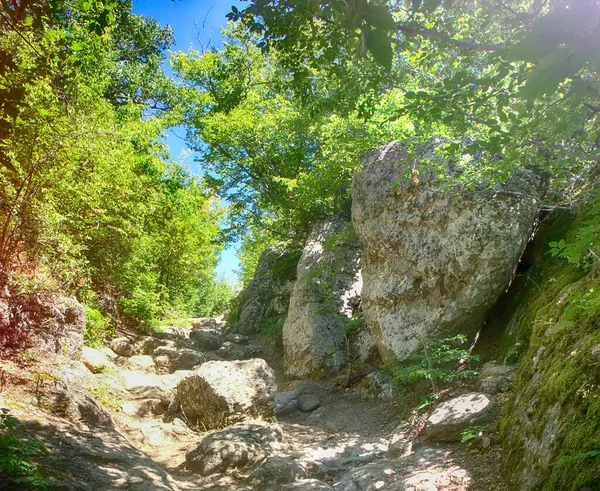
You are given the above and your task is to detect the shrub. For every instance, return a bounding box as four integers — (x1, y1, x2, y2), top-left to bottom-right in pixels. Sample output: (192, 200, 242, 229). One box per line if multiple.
(84, 306, 113, 348)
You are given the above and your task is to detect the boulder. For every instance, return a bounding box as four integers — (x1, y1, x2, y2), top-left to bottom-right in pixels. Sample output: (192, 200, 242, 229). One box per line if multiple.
(298, 394, 321, 413)
(191, 317, 218, 330)
(333, 461, 399, 491)
(185, 421, 283, 475)
(274, 391, 300, 416)
(223, 333, 250, 345)
(177, 359, 277, 429)
(135, 336, 167, 355)
(229, 247, 299, 334)
(125, 355, 156, 373)
(153, 346, 212, 372)
(154, 326, 189, 340)
(39, 382, 113, 427)
(249, 456, 308, 488)
(426, 392, 497, 442)
(352, 142, 542, 360)
(283, 220, 362, 378)
(81, 346, 116, 374)
(109, 337, 135, 357)
(218, 341, 262, 360)
(190, 329, 223, 351)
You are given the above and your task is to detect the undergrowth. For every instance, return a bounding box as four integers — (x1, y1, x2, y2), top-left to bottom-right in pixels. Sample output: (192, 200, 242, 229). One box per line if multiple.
(383, 334, 479, 394)
(0, 413, 49, 489)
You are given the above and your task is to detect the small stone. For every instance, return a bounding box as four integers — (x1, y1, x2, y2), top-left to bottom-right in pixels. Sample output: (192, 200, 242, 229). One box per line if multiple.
(190, 330, 223, 351)
(298, 394, 320, 412)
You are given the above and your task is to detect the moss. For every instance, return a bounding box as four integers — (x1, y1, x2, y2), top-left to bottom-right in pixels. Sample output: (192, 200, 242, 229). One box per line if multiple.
(499, 207, 600, 490)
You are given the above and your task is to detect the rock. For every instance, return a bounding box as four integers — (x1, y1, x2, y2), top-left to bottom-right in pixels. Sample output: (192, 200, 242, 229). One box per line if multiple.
(352, 141, 542, 360)
(283, 219, 362, 378)
(223, 333, 250, 345)
(274, 391, 299, 416)
(218, 341, 262, 360)
(154, 326, 189, 340)
(191, 317, 218, 330)
(190, 329, 223, 351)
(177, 359, 277, 429)
(185, 421, 283, 475)
(229, 247, 298, 334)
(125, 355, 156, 373)
(298, 394, 321, 413)
(153, 346, 211, 371)
(358, 371, 396, 400)
(333, 461, 398, 491)
(11, 295, 86, 358)
(39, 382, 113, 427)
(135, 336, 167, 355)
(56, 360, 95, 391)
(350, 328, 380, 365)
(249, 456, 309, 488)
(81, 346, 116, 373)
(123, 370, 188, 401)
(22, 413, 178, 490)
(282, 479, 334, 490)
(387, 428, 412, 458)
(109, 337, 135, 357)
(426, 392, 497, 442)
(153, 354, 172, 373)
(478, 362, 516, 395)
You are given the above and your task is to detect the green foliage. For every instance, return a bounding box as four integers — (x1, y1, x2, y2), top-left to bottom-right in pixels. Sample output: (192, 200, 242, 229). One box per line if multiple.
(384, 335, 479, 392)
(260, 316, 285, 340)
(460, 425, 488, 444)
(0, 0, 224, 336)
(87, 382, 123, 411)
(84, 305, 113, 348)
(0, 413, 49, 489)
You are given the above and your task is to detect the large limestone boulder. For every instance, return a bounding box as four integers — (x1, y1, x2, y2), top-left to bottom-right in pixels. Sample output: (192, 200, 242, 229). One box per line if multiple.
(352, 142, 542, 360)
(186, 421, 283, 475)
(426, 392, 497, 442)
(283, 220, 362, 378)
(177, 359, 277, 429)
(229, 247, 299, 334)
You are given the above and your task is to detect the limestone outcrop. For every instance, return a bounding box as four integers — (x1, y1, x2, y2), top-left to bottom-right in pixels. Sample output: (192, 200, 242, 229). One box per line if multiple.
(228, 247, 299, 334)
(283, 220, 362, 378)
(352, 141, 542, 360)
(177, 359, 277, 429)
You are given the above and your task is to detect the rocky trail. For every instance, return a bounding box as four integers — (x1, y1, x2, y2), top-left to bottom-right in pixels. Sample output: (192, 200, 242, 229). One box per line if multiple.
(0, 316, 513, 490)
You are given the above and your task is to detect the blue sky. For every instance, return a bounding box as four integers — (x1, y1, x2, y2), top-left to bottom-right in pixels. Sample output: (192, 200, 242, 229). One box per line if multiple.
(132, 0, 244, 284)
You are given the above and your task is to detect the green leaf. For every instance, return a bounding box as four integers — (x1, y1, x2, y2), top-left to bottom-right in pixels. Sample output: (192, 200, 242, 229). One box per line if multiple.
(365, 28, 393, 70)
(363, 3, 396, 31)
(424, 0, 442, 12)
(520, 49, 587, 99)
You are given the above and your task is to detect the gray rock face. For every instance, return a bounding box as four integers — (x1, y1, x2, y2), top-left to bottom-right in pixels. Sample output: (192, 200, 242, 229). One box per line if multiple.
(109, 337, 135, 357)
(177, 359, 277, 429)
(283, 220, 362, 378)
(185, 421, 283, 475)
(426, 392, 497, 442)
(229, 247, 299, 334)
(352, 142, 541, 360)
(135, 336, 167, 355)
